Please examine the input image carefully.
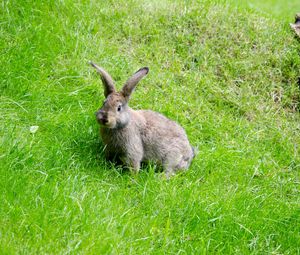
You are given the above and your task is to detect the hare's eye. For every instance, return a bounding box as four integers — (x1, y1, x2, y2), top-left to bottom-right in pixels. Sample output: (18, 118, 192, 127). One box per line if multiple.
(117, 105, 122, 112)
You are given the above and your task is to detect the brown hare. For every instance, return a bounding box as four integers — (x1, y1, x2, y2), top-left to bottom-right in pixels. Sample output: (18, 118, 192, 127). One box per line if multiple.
(90, 62, 195, 178)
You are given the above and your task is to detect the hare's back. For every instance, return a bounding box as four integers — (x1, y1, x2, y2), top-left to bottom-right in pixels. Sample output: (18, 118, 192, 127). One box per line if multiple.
(138, 110, 186, 135)
(137, 110, 193, 165)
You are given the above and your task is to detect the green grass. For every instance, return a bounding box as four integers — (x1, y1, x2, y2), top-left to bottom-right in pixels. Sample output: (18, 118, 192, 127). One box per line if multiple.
(1, 0, 300, 254)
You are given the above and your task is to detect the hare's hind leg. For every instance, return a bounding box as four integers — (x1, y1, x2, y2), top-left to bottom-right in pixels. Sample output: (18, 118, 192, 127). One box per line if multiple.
(162, 154, 182, 179)
(164, 168, 176, 179)
(176, 155, 193, 170)
(163, 153, 193, 178)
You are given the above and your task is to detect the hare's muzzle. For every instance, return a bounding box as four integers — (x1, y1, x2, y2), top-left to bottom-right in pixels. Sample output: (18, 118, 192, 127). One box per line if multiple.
(96, 110, 108, 125)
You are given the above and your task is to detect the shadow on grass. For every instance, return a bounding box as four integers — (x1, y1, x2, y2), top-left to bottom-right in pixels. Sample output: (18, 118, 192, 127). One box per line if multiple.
(68, 128, 133, 177)
(69, 127, 164, 178)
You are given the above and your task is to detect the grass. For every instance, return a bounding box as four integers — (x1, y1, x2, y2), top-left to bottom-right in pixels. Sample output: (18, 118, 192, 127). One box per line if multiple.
(1, 0, 300, 254)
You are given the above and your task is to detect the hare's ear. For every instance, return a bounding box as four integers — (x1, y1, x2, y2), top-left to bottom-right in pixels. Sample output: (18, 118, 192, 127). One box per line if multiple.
(121, 67, 149, 101)
(89, 61, 116, 97)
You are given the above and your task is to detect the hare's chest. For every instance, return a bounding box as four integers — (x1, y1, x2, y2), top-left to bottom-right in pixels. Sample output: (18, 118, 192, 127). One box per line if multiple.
(100, 128, 142, 156)
(101, 129, 125, 152)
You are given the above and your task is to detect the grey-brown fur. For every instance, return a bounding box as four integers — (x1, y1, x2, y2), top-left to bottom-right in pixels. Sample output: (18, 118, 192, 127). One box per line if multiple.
(290, 13, 300, 38)
(90, 62, 194, 178)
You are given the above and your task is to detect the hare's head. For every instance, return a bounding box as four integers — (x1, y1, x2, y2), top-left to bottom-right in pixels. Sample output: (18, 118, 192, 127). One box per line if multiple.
(90, 62, 149, 129)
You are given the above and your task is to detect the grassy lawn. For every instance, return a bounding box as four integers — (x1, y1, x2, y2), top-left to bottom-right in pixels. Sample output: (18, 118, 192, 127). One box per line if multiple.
(1, 0, 300, 254)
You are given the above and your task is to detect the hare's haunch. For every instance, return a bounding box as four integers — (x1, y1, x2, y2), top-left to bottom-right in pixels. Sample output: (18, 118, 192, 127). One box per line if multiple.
(90, 62, 195, 178)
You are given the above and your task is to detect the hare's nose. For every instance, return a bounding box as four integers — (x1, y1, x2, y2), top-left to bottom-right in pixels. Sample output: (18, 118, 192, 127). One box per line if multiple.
(96, 110, 108, 124)
(101, 118, 108, 124)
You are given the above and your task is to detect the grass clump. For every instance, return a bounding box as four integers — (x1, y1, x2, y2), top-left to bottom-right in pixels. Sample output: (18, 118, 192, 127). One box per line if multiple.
(1, 0, 300, 254)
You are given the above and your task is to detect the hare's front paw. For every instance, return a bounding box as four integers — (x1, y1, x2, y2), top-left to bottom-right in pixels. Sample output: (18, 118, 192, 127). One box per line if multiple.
(124, 158, 141, 174)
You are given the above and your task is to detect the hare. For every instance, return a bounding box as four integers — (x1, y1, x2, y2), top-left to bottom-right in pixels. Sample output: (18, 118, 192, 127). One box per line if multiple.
(90, 62, 195, 178)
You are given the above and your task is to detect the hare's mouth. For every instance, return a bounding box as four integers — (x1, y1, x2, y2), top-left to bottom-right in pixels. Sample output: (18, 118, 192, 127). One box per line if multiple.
(97, 118, 116, 129)
(97, 118, 108, 125)
(96, 116, 107, 125)
(104, 122, 115, 128)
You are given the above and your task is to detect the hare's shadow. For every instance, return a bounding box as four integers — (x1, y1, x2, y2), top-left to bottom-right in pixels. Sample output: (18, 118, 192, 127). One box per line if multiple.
(71, 130, 162, 175)
(69, 130, 113, 171)
(70, 129, 129, 174)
